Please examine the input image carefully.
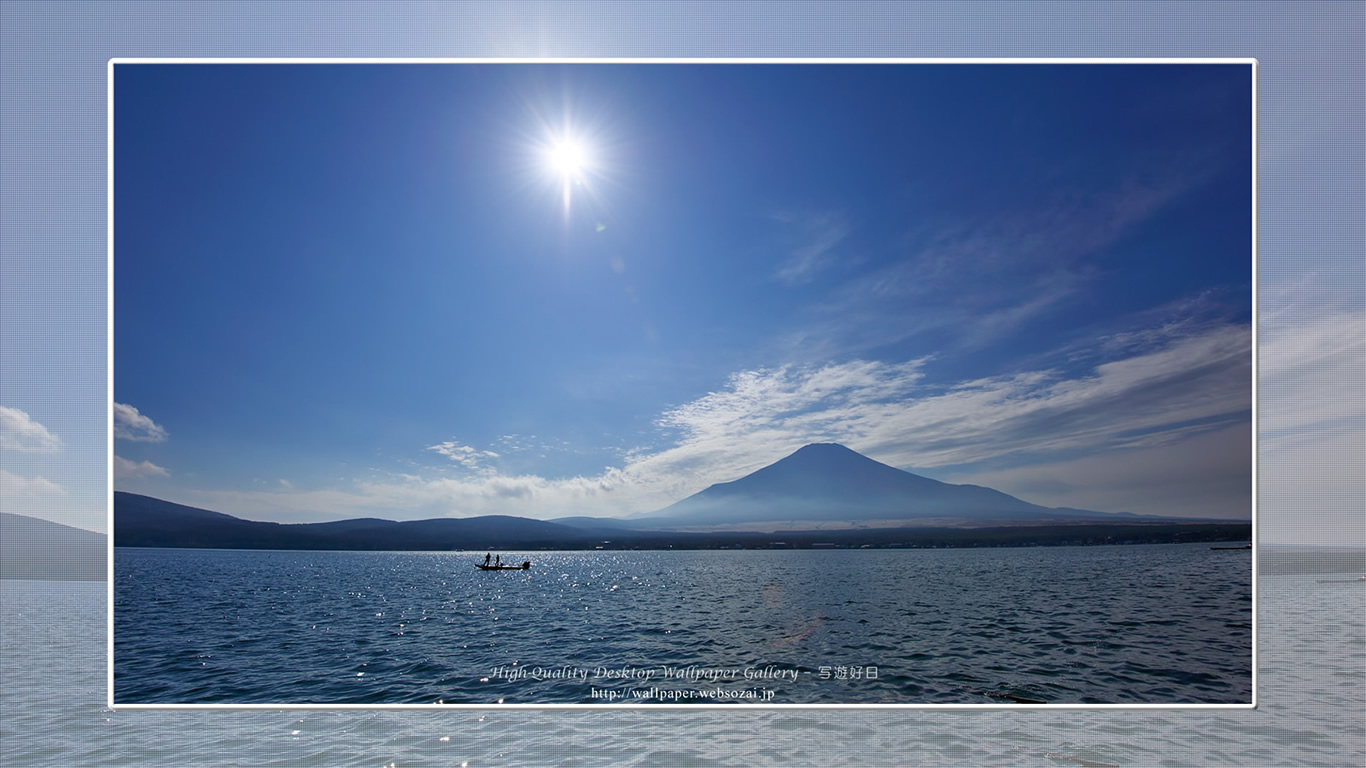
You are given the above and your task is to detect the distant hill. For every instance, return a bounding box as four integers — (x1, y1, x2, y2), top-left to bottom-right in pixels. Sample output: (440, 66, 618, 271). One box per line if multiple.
(112, 445, 1248, 553)
(634, 443, 1147, 529)
(1, 513, 106, 580)
(114, 491, 600, 551)
(1259, 547, 1365, 575)
(112, 490, 1249, 552)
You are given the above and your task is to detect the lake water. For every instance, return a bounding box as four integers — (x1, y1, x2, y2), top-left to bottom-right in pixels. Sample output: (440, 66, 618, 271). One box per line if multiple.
(4, 546, 1362, 766)
(110, 544, 1251, 705)
(2, 552, 1366, 759)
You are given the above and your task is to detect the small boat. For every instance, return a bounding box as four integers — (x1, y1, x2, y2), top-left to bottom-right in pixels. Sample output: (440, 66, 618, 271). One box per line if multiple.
(475, 561, 530, 571)
(1209, 544, 1252, 550)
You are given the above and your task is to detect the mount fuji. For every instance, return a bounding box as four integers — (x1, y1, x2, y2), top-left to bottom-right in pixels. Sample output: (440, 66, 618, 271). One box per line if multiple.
(626, 443, 1141, 531)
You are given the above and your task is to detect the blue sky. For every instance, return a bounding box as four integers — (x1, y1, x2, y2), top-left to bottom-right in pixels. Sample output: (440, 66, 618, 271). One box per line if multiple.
(104, 63, 1258, 524)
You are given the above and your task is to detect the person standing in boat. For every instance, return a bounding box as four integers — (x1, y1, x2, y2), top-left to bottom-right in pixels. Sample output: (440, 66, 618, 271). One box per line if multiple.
(495, 554, 501, 567)
(484, 552, 491, 566)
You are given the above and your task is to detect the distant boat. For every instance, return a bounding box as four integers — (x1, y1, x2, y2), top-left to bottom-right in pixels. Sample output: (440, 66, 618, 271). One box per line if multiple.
(476, 561, 530, 571)
(1210, 544, 1252, 550)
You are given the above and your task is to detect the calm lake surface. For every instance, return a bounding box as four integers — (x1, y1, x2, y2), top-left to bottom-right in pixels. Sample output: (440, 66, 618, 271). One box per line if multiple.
(3, 549, 1362, 766)
(112, 544, 1251, 705)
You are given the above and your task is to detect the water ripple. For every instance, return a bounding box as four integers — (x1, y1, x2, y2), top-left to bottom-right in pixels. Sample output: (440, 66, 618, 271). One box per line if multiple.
(112, 545, 1253, 706)
(13, 547, 1361, 767)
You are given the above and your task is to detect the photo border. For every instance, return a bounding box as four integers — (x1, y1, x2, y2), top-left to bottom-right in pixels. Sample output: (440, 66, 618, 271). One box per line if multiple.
(107, 56, 1259, 711)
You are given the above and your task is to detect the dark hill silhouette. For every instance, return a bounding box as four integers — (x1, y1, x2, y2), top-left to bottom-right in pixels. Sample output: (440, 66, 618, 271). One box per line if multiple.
(114, 491, 597, 550)
(1, 512, 106, 580)
(637, 443, 1136, 527)
(111, 489, 1246, 552)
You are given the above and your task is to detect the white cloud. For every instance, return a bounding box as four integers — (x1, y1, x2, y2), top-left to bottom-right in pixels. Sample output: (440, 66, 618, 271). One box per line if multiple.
(182, 322, 1254, 525)
(0, 468, 66, 497)
(184, 467, 639, 524)
(1256, 289, 1365, 545)
(113, 403, 168, 443)
(649, 359, 931, 478)
(114, 456, 170, 479)
(427, 440, 500, 472)
(654, 323, 1251, 479)
(1260, 303, 1365, 442)
(0, 406, 62, 453)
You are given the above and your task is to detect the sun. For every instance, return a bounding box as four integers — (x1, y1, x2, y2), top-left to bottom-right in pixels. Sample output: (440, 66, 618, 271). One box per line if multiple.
(526, 121, 612, 219)
(542, 135, 596, 214)
(547, 138, 590, 179)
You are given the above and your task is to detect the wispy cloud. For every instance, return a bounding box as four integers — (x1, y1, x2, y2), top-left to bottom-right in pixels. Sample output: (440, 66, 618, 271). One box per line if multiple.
(773, 211, 850, 285)
(114, 456, 170, 479)
(653, 323, 1250, 477)
(0, 406, 62, 453)
(113, 403, 168, 443)
(1259, 296, 1365, 442)
(799, 169, 1212, 358)
(0, 468, 66, 497)
(654, 358, 930, 464)
(427, 440, 500, 472)
(939, 421, 1251, 519)
(1087, 291, 1242, 360)
(184, 467, 639, 524)
(632, 320, 1249, 521)
(186, 320, 1251, 524)
(1256, 282, 1365, 545)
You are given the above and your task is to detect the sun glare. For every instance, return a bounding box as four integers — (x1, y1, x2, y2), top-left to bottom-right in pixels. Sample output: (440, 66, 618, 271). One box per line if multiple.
(549, 139, 589, 178)
(542, 135, 596, 214)
(529, 121, 612, 219)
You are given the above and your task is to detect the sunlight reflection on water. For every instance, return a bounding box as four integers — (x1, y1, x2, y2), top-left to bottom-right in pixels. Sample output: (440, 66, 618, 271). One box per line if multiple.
(3, 553, 1361, 766)
(112, 546, 1251, 705)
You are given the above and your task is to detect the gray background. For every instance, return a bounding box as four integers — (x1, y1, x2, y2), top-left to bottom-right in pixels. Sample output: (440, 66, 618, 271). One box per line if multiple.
(1, 1, 1362, 766)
